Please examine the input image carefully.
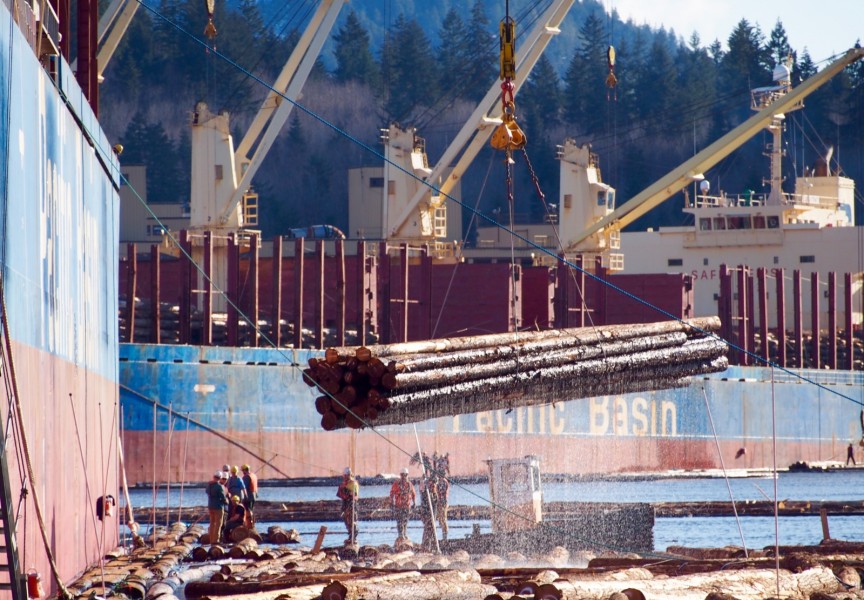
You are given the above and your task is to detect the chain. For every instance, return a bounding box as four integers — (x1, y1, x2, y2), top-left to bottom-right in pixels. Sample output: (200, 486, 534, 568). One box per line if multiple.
(519, 147, 546, 205)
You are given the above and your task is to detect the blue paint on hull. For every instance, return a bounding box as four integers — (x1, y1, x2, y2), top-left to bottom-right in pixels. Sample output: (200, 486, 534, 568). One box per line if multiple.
(119, 342, 864, 463)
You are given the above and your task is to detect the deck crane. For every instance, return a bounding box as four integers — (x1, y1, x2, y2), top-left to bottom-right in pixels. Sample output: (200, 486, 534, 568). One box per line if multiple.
(558, 47, 864, 266)
(177, 0, 344, 310)
(382, 0, 574, 250)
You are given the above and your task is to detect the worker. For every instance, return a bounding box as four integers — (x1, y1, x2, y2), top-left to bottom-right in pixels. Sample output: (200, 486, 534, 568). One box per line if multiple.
(241, 464, 259, 522)
(223, 495, 247, 542)
(336, 467, 359, 543)
(848, 443, 857, 466)
(389, 467, 416, 544)
(433, 464, 451, 541)
(227, 465, 247, 503)
(206, 471, 228, 546)
(417, 475, 438, 552)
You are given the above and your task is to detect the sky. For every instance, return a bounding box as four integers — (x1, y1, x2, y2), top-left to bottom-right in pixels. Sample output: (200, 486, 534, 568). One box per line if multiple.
(609, 0, 862, 65)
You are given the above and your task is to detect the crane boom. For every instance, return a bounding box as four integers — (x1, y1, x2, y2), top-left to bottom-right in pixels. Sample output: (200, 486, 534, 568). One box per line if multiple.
(565, 47, 864, 250)
(387, 0, 574, 239)
(218, 0, 344, 225)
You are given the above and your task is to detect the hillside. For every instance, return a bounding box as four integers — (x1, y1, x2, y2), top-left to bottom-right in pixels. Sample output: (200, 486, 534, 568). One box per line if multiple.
(100, 0, 864, 240)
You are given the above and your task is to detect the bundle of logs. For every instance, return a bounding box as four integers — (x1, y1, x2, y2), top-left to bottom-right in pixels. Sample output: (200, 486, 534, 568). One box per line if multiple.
(305, 317, 728, 430)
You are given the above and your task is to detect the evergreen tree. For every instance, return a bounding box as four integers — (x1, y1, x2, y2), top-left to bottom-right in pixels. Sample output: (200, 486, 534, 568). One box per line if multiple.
(462, 1, 497, 103)
(719, 19, 771, 127)
(120, 113, 184, 204)
(767, 19, 792, 66)
(795, 48, 818, 84)
(437, 8, 470, 99)
(380, 14, 439, 122)
(563, 11, 609, 136)
(333, 9, 381, 88)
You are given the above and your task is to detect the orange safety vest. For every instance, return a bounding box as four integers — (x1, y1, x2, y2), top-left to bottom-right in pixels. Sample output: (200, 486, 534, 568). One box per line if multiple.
(390, 478, 415, 509)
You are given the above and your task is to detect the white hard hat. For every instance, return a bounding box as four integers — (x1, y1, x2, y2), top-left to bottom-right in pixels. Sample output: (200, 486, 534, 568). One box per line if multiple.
(344, 467, 352, 475)
(400, 467, 409, 475)
(213, 471, 222, 478)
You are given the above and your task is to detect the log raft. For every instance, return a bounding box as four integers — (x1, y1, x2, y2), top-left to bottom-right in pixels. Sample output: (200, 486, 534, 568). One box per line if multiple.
(305, 318, 728, 430)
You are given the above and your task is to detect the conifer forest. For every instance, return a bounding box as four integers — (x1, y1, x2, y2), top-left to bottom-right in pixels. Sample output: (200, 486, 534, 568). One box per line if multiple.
(101, 0, 864, 239)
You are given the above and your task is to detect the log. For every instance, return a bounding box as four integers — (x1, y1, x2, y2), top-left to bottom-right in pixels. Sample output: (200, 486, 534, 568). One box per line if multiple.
(366, 355, 727, 428)
(320, 570, 494, 600)
(329, 318, 721, 359)
(384, 332, 691, 390)
(228, 537, 258, 558)
(266, 526, 300, 544)
(547, 566, 841, 600)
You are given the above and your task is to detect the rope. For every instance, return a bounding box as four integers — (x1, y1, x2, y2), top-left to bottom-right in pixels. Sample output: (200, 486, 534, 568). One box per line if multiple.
(700, 386, 748, 556)
(68, 393, 101, 561)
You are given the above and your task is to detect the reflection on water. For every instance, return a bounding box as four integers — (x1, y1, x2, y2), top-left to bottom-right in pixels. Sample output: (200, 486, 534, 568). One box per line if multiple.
(126, 470, 864, 552)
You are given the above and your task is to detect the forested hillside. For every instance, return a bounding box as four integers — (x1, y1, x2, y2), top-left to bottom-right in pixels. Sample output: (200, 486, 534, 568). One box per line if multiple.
(101, 0, 864, 240)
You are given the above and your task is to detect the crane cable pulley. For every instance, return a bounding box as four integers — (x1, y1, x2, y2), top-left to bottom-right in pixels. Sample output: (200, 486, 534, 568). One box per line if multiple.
(204, 0, 217, 39)
(606, 45, 617, 100)
(490, 11, 526, 152)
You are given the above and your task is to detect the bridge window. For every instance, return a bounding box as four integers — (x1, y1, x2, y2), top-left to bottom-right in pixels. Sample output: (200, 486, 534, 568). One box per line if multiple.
(800, 255, 815, 263)
(699, 218, 711, 230)
(369, 177, 384, 188)
(668, 258, 683, 267)
(767, 216, 780, 228)
(753, 216, 766, 229)
(713, 218, 726, 230)
(727, 216, 751, 230)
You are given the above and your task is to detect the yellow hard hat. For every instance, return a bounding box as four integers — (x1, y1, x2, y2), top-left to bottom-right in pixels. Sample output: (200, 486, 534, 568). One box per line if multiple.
(241, 464, 250, 471)
(231, 495, 240, 503)
(230, 465, 238, 474)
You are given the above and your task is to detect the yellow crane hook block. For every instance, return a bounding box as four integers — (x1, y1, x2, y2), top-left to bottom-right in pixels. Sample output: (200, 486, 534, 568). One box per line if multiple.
(490, 102, 526, 151)
(499, 17, 516, 81)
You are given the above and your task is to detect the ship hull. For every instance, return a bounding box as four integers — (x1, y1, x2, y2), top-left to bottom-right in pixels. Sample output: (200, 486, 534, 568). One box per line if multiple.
(0, 0, 120, 590)
(119, 343, 864, 482)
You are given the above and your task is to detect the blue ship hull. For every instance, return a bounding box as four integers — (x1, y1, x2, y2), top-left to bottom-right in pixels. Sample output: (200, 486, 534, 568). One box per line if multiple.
(119, 342, 864, 483)
(0, 0, 120, 588)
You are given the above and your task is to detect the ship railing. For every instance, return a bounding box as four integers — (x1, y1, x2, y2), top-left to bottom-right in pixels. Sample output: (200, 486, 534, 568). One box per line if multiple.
(11, 0, 38, 51)
(37, 0, 60, 57)
(689, 194, 766, 208)
(786, 192, 840, 207)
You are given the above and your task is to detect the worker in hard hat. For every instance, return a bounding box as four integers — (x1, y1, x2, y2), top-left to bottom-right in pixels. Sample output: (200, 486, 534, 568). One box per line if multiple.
(336, 467, 359, 544)
(226, 465, 247, 505)
(224, 494, 248, 542)
(241, 464, 259, 523)
(206, 471, 228, 546)
(389, 467, 416, 544)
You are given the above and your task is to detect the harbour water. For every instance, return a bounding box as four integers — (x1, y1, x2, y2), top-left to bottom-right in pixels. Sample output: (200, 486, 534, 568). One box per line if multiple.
(127, 469, 864, 554)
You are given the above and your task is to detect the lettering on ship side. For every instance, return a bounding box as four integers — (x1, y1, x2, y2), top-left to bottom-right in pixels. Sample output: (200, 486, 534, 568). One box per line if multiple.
(590, 396, 677, 436)
(691, 268, 783, 280)
(451, 397, 678, 436)
(453, 404, 566, 434)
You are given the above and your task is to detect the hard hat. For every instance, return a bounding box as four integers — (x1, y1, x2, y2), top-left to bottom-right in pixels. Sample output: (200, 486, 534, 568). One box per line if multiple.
(344, 467, 352, 475)
(230, 465, 238, 474)
(242, 464, 250, 471)
(222, 464, 230, 472)
(219, 472, 227, 479)
(213, 471, 222, 478)
(400, 467, 409, 475)
(231, 495, 240, 503)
